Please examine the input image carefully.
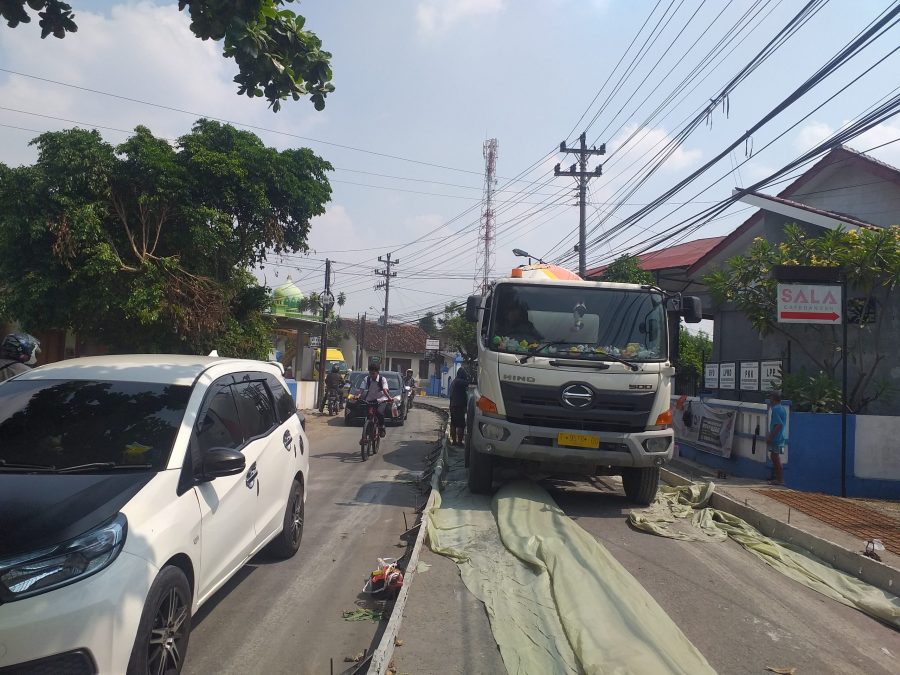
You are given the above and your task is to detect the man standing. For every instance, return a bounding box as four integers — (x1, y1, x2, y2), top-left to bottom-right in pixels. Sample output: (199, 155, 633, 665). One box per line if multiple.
(448, 367, 469, 446)
(766, 390, 787, 485)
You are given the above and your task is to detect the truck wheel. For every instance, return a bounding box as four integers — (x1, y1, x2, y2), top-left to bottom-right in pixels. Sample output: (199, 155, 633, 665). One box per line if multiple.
(464, 417, 474, 467)
(622, 467, 660, 506)
(468, 449, 493, 494)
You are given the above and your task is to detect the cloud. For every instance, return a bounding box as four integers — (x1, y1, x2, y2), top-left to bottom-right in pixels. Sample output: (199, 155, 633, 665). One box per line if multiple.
(415, 0, 505, 35)
(609, 124, 703, 171)
(0, 2, 323, 167)
(794, 121, 835, 153)
(795, 120, 900, 167)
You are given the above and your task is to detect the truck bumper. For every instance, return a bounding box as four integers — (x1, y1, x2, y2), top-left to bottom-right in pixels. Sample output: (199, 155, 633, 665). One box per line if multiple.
(471, 410, 673, 469)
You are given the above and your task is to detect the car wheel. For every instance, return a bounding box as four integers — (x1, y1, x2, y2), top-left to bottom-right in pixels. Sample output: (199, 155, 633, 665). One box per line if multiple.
(126, 566, 192, 675)
(267, 479, 305, 558)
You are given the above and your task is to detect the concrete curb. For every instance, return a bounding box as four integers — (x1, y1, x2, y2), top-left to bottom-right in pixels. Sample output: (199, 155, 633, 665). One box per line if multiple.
(660, 467, 899, 596)
(368, 408, 447, 675)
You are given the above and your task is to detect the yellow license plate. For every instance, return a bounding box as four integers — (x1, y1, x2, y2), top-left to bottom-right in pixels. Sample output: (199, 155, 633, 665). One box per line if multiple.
(557, 432, 600, 449)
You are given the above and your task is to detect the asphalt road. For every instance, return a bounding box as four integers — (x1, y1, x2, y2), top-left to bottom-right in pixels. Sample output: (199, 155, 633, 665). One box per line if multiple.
(182, 407, 437, 675)
(396, 468, 900, 674)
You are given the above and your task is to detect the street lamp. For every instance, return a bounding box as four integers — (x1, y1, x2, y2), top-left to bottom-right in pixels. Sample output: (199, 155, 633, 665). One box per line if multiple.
(512, 248, 547, 264)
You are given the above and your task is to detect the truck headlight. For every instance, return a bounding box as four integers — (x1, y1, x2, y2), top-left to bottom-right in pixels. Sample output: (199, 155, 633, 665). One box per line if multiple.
(0, 513, 127, 601)
(480, 423, 509, 441)
(642, 437, 671, 453)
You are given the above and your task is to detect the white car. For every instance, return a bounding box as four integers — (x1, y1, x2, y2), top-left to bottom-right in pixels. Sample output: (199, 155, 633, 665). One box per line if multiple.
(0, 355, 309, 674)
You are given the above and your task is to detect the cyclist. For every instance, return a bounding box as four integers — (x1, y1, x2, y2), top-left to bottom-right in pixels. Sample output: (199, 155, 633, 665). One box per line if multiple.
(356, 362, 391, 437)
(321, 363, 344, 412)
(0, 333, 40, 383)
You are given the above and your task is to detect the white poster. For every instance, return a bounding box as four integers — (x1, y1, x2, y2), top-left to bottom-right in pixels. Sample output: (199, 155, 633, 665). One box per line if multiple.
(674, 398, 737, 458)
(740, 361, 759, 391)
(761, 360, 782, 392)
(704, 363, 719, 389)
(719, 362, 735, 389)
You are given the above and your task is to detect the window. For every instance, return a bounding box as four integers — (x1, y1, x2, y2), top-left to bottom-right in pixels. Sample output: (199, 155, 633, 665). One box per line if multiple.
(232, 380, 277, 440)
(391, 358, 411, 375)
(266, 374, 297, 424)
(418, 359, 429, 380)
(0, 379, 191, 471)
(196, 385, 242, 455)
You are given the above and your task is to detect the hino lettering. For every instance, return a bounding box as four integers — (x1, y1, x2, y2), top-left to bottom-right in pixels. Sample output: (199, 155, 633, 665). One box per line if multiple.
(463, 262, 701, 505)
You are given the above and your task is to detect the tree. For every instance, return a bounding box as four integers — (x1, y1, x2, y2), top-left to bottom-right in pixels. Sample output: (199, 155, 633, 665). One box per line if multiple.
(0, 120, 332, 357)
(679, 327, 712, 381)
(596, 254, 654, 285)
(418, 311, 437, 335)
(439, 305, 477, 365)
(704, 224, 900, 412)
(0, 0, 334, 111)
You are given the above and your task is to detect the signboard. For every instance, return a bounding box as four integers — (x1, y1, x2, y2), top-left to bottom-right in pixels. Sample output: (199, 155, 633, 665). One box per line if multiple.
(425, 338, 440, 351)
(740, 361, 759, 391)
(760, 360, 782, 391)
(309, 336, 321, 347)
(673, 398, 737, 458)
(704, 363, 719, 389)
(369, 355, 381, 365)
(719, 362, 736, 389)
(777, 283, 842, 324)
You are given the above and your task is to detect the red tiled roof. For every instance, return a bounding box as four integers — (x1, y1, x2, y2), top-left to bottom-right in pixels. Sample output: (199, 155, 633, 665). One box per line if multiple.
(340, 318, 429, 354)
(687, 146, 900, 276)
(586, 236, 725, 278)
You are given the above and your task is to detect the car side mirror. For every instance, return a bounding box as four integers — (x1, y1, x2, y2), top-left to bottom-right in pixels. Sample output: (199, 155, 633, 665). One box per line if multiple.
(465, 295, 482, 323)
(201, 448, 246, 480)
(681, 296, 703, 324)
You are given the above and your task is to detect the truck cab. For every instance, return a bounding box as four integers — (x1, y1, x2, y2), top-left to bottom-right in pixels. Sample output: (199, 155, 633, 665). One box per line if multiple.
(465, 265, 701, 504)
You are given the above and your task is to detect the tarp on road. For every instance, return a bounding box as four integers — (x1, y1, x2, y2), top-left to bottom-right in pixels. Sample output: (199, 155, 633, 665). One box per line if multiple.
(425, 445, 716, 675)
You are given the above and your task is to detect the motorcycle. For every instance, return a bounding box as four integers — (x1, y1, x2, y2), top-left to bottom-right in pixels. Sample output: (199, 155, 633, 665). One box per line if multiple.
(405, 385, 414, 417)
(326, 388, 340, 416)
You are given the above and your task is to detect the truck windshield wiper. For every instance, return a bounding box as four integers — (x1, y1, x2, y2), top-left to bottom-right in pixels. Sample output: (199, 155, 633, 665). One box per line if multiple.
(592, 353, 640, 371)
(0, 460, 57, 472)
(517, 341, 575, 364)
(56, 462, 154, 474)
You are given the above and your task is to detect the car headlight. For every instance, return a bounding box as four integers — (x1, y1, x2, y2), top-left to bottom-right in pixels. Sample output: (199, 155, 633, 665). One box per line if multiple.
(480, 423, 509, 441)
(642, 437, 671, 453)
(0, 513, 127, 601)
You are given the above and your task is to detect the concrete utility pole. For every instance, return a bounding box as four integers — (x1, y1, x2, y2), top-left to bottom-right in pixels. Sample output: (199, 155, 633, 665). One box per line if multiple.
(316, 258, 334, 411)
(375, 253, 398, 367)
(555, 132, 605, 278)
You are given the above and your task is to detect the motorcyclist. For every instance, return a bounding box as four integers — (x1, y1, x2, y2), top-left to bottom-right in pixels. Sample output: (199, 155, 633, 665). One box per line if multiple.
(322, 364, 343, 412)
(355, 362, 391, 437)
(0, 333, 40, 383)
(403, 369, 416, 410)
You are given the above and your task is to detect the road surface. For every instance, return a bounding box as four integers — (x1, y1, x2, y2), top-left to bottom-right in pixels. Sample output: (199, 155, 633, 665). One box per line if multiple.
(182, 407, 437, 675)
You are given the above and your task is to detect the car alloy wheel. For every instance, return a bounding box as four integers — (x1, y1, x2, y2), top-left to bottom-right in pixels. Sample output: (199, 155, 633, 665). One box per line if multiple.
(148, 584, 189, 675)
(290, 487, 304, 547)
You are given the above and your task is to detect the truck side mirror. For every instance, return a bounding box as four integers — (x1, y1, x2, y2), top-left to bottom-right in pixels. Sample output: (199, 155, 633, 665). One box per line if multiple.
(465, 295, 482, 323)
(681, 296, 702, 323)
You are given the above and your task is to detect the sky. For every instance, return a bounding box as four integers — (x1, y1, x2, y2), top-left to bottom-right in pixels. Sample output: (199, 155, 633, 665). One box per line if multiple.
(2, 0, 900, 328)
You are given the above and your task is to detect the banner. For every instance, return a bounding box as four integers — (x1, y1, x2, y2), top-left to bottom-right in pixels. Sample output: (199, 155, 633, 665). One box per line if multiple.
(719, 362, 735, 389)
(740, 361, 759, 391)
(704, 363, 719, 389)
(760, 360, 782, 391)
(673, 397, 737, 458)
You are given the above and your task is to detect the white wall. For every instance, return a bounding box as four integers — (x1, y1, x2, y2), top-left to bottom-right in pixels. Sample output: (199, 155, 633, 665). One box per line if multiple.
(854, 415, 900, 480)
(672, 396, 781, 464)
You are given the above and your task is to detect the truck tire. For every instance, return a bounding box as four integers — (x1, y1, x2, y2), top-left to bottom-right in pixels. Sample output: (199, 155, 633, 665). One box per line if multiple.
(464, 397, 476, 467)
(468, 449, 493, 494)
(622, 467, 660, 506)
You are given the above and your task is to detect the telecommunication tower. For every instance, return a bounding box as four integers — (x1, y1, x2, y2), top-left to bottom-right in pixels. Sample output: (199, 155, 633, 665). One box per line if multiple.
(475, 138, 499, 293)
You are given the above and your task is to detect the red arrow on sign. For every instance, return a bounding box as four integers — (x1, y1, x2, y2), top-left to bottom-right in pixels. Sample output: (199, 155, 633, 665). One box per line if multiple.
(780, 311, 839, 321)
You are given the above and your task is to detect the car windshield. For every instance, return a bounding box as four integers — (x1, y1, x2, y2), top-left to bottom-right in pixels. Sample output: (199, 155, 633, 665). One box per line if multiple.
(383, 373, 401, 395)
(0, 379, 192, 471)
(488, 283, 667, 361)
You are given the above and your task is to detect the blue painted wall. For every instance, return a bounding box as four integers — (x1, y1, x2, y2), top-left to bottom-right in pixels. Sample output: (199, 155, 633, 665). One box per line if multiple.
(676, 442, 770, 480)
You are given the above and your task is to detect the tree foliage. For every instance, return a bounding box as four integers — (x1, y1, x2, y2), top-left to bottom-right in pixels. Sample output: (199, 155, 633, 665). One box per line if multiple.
(596, 254, 654, 285)
(678, 327, 712, 379)
(418, 311, 437, 336)
(0, 120, 332, 357)
(440, 305, 477, 365)
(0, 0, 334, 111)
(704, 224, 900, 412)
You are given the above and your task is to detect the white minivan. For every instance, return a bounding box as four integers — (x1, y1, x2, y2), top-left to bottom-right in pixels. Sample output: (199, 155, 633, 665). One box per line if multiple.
(0, 355, 309, 674)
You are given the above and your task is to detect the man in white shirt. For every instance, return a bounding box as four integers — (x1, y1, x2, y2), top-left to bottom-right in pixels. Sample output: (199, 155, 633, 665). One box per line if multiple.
(356, 362, 391, 437)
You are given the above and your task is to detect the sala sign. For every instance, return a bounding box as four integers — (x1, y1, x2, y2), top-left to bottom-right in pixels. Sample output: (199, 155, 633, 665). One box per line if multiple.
(777, 283, 842, 324)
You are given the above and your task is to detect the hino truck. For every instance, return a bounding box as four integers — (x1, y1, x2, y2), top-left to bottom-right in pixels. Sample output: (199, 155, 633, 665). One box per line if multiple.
(464, 263, 702, 504)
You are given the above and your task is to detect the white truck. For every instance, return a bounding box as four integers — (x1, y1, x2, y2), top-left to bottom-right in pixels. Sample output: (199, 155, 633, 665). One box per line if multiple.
(464, 263, 702, 504)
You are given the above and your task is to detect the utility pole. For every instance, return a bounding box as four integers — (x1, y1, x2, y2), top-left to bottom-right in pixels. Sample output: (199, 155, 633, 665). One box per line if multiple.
(316, 258, 334, 412)
(375, 253, 398, 367)
(359, 312, 366, 369)
(555, 131, 605, 278)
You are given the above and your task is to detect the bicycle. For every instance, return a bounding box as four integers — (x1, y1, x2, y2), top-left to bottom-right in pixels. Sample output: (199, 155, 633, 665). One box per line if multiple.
(359, 403, 382, 461)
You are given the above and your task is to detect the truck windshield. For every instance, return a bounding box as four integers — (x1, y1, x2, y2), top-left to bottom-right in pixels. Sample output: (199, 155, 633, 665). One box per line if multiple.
(488, 283, 666, 361)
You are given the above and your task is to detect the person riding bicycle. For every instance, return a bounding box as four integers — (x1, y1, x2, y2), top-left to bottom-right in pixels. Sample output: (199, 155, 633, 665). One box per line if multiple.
(403, 369, 416, 409)
(321, 364, 343, 412)
(0, 332, 40, 383)
(356, 362, 391, 437)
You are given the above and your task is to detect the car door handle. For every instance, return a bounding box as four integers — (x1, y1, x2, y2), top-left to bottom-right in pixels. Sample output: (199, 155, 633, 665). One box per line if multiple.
(245, 462, 258, 489)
